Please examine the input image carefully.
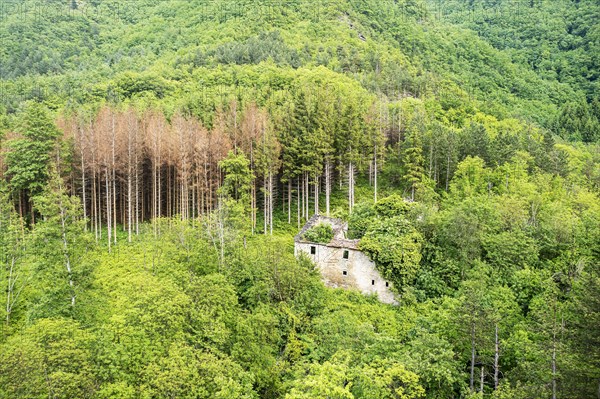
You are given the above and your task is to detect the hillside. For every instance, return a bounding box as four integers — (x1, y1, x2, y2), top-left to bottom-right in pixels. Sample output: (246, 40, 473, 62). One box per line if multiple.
(0, 0, 593, 125)
(0, 0, 599, 398)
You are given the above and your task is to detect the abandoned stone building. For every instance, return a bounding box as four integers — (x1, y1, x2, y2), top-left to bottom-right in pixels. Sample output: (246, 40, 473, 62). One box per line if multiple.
(294, 215, 396, 304)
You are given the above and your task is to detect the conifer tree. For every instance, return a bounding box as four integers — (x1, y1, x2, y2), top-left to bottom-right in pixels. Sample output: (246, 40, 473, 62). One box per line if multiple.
(4, 102, 60, 220)
(403, 125, 424, 201)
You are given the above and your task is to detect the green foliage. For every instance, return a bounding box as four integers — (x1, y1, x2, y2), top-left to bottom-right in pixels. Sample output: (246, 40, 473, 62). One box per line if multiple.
(287, 351, 426, 399)
(0, 1, 599, 398)
(219, 150, 254, 203)
(302, 223, 334, 244)
(347, 202, 376, 239)
(374, 194, 413, 218)
(4, 102, 60, 195)
(554, 97, 600, 142)
(142, 343, 257, 399)
(403, 124, 425, 200)
(360, 216, 423, 289)
(30, 169, 94, 318)
(0, 318, 96, 399)
(427, 0, 599, 101)
(352, 360, 425, 399)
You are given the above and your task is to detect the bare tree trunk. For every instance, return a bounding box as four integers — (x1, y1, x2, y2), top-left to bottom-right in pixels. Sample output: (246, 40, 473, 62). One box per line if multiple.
(305, 172, 309, 219)
(251, 178, 256, 234)
(5, 256, 19, 324)
(429, 138, 434, 179)
(470, 323, 476, 393)
(446, 152, 451, 191)
(269, 171, 274, 235)
(97, 173, 102, 240)
(297, 178, 300, 228)
(301, 173, 305, 220)
(135, 161, 139, 236)
(314, 176, 319, 215)
(288, 180, 291, 224)
(57, 181, 76, 307)
(127, 162, 132, 243)
(121, 182, 125, 231)
(494, 323, 500, 389)
(480, 365, 485, 393)
(325, 161, 331, 216)
(127, 121, 133, 242)
(218, 202, 225, 270)
(81, 148, 87, 231)
(552, 332, 557, 399)
(158, 163, 162, 222)
(92, 169, 98, 241)
(113, 168, 117, 245)
(263, 177, 268, 235)
(348, 162, 355, 213)
(6, 256, 13, 324)
(302, 172, 308, 219)
(111, 114, 117, 246)
(106, 169, 112, 253)
(374, 147, 378, 203)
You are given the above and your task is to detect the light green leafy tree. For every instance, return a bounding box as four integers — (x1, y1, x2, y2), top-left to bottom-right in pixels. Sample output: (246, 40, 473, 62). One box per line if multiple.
(0, 318, 97, 399)
(4, 102, 60, 219)
(30, 168, 92, 314)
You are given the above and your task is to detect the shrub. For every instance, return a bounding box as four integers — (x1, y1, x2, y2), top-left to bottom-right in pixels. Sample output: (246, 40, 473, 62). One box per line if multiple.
(303, 223, 334, 244)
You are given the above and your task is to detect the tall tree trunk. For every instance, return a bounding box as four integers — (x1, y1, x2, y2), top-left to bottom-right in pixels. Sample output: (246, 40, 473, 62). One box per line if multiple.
(494, 323, 500, 389)
(92, 169, 98, 241)
(269, 171, 274, 235)
(218, 201, 225, 271)
(106, 170, 111, 253)
(127, 168, 132, 242)
(306, 172, 309, 220)
(552, 329, 557, 399)
(135, 147, 139, 236)
(325, 161, 331, 216)
(470, 323, 476, 393)
(97, 173, 102, 240)
(251, 178, 256, 234)
(57, 181, 76, 307)
(6, 256, 13, 324)
(314, 176, 319, 215)
(127, 130, 133, 242)
(263, 177, 268, 235)
(429, 138, 434, 179)
(112, 167, 117, 245)
(301, 172, 305, 220)
(5, 256, 20, 325)
(348, 162, 355, 213)
(446, 152, 451, 191)
(158, 163, 162, 222)
(111, 114, 117, 246)
(81, 151, 87, 231)
(480, 365, 485, 393)
(374, 147, 378, 203)
(288, 180, 291, 224)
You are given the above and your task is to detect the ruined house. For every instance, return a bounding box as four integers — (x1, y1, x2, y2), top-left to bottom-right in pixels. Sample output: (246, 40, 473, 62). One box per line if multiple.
(294, 215, 396, 304)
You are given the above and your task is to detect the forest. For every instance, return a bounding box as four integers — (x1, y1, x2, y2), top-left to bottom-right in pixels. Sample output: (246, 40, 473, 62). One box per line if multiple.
(0, 0, 599, 398)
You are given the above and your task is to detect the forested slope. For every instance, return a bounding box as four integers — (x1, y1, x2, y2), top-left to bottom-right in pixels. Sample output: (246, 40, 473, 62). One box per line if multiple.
(0, 0, 599, 398)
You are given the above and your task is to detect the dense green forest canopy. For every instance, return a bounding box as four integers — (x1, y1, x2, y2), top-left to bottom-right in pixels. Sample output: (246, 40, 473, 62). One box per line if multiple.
(0, 0, 599, 398)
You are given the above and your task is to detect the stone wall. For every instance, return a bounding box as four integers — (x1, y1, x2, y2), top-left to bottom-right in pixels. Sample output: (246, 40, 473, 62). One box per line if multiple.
(295, 242, 396, 304)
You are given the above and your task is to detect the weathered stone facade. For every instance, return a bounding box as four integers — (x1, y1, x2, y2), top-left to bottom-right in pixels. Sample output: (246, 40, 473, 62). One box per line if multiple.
(294, 215, 396, 304)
